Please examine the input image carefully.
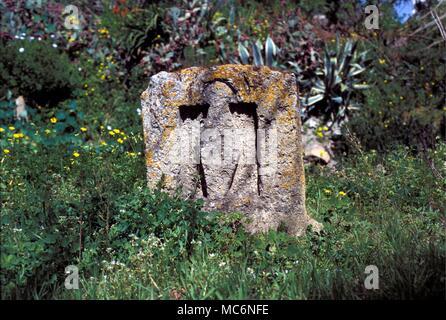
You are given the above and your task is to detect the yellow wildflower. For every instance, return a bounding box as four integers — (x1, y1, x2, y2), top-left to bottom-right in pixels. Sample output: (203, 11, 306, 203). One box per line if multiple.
(50, 117, 58, 123)
(338, 191, 347, 197)
(8, 126, 15, 131)
(379, 58, 386, 65)
(0, 127, 4, 133)
(109, 131, 115, 136)
(3, 149, 10, 154)
(73, 151, 80, 158)
(80, 127, 88, 132)
(323, 189, 332, 195)
(117, 138, 124, 144)
(98, 28, 109, 36)
(13, 133, 24, 139)
(113, 129, 120, 134)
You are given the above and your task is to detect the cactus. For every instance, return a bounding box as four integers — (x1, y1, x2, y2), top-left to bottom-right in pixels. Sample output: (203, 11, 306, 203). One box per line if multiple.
(302, 35, 369, 124)
(237, 36, 278, 67)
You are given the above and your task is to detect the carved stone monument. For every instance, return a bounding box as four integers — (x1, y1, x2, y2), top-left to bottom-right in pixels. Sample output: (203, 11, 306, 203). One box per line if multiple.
(141, 65, 320, 236)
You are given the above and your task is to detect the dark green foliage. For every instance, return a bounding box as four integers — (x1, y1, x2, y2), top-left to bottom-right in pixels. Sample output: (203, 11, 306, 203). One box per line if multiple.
(0, 40, 80, 106)
(100, 1, 163, 73)
(303, 37, 369, 124)
(2, 140, 444, 299)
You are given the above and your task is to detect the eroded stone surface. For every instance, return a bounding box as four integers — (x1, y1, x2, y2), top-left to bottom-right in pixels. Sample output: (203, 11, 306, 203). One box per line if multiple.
(141, 65, 321, 236)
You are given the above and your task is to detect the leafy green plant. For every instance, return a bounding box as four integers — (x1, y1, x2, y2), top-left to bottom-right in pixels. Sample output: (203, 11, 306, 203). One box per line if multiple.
(101, 2, 163, 73)
(346, 19, 445, 152)
(0, 39, 80, 107)
(237, 36, 279, 67)
(302, 37, 368, 125)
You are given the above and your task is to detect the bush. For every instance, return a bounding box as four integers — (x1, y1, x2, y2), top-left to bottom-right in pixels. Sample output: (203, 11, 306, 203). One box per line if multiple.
(0, 39, 80, 106)
(346, 49, 445, 152)
(344, 15, 445, 153)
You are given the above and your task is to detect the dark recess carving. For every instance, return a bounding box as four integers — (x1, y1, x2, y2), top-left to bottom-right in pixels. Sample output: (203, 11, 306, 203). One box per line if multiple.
(178, 104, 210, 197)
(179, 103, 209, 122)
(229, 102, 261, 195)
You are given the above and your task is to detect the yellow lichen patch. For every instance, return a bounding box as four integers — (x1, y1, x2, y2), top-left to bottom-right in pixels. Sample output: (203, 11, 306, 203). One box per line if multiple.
(159, 65, 293, 116)
(297, 165, 306, 188)
(161, 80, 176, 98)
(140, 90, 149, 100)
(282, 91, 297, 109)
(179, 66, 206, 78)
(258, 83, 280, 111)
(145, 150, 154, 166)
(240, 196, 252, 206)
(276, 110, 296, 126)
(161, 125, 176, 143)
(163, 175, 174, 189)
(280, 166, 298, 190)
(148, 171, 158, 179)
(203, 65, 286, 114)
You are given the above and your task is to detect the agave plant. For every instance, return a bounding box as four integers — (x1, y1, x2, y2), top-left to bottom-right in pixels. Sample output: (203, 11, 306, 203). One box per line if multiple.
(235, 36, 279, 67)
(302, 36, 369, 125)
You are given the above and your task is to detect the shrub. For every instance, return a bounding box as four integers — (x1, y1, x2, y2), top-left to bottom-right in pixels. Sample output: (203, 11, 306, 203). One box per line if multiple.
(0, 39, 80, 106)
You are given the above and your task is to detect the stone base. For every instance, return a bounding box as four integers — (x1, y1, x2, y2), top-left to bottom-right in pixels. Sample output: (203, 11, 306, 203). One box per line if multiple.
(141, 65, 321, 236)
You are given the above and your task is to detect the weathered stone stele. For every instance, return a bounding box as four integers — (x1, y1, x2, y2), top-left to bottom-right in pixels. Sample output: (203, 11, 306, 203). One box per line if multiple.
(141, 64, 321, 236)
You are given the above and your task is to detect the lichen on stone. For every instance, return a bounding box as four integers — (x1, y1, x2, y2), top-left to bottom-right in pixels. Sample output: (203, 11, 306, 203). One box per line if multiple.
(141, 64, 321, 236)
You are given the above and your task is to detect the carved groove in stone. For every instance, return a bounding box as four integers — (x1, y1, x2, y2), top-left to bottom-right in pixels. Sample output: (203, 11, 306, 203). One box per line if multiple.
(141, 65, 322, 236)
(229, 102, 261, 196)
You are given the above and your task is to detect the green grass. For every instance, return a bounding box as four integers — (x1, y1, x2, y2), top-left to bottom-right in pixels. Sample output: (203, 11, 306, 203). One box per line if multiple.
(3, 137, 443, 299)
(65, 144, 446, 299)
